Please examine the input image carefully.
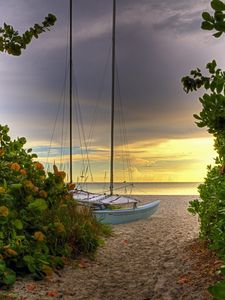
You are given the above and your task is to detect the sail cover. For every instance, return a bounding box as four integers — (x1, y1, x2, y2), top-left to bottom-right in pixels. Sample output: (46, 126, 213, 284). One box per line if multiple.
(72, 190, 138, 205)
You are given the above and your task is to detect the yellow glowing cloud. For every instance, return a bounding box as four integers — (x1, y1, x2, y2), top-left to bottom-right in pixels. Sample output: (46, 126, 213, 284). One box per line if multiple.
(35, 137, 215, 183)
(126, 137, 215, 182)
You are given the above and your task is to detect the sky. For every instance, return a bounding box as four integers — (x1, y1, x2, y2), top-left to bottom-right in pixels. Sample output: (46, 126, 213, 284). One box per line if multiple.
(0, 0, 222, 183)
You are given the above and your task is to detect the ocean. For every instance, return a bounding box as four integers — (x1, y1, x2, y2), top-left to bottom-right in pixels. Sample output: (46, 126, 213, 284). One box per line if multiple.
(77, 182, 201, 195)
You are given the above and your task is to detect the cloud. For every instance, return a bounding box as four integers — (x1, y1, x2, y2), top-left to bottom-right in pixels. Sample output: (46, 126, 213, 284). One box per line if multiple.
(0, 0, 220, 182)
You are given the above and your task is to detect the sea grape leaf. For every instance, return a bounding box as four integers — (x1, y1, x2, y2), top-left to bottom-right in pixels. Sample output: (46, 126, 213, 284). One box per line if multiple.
(193, 114, 202, 120)
(2, 268, 16, 285)
(0, 260, 6, 274)
(10, 183, 23, 190)
(211, 0, 225, 11)
(214, 31, 223, 37)
(202, 12, 214, 22)
(208, 280, 225, 299)
(28, 199, 48, 211)
(13, 219, 23, 230)
(23, 255, 36, 273)
(202, 21, 214, 30)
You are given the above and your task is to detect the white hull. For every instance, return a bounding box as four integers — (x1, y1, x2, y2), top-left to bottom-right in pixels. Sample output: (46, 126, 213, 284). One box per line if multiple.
(73, 190, 159, 224)
(93, 200, 160, 224)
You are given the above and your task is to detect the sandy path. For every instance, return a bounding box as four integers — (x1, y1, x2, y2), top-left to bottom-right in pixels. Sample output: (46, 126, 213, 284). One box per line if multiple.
(11, 195, 215, 300)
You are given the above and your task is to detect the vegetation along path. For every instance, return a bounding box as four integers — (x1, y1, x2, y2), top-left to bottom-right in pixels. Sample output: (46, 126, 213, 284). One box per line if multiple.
(9, 195, 222, 300)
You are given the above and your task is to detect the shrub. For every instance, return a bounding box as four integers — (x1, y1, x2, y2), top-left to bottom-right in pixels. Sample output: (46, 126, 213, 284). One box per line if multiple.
(0, 124, 109, 285)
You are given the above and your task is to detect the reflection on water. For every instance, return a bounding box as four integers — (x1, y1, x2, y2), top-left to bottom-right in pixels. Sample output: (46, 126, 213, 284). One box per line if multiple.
(77, 182, 201, 195)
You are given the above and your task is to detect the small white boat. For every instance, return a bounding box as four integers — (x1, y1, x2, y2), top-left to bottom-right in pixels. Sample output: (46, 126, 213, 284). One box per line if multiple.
(72, 190, 160, 224)
(93, 201, 160, 225)
(67, 0, 160, 225)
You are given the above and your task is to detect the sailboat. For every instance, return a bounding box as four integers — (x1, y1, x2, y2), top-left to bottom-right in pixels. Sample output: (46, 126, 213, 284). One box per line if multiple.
(68, 0, 160, 224)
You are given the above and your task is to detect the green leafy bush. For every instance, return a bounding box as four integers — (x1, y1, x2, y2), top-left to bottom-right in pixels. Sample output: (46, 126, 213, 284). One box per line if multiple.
(188, 165, 225, 254)
(182, 1, 225, 298)
(0, 124, 109, 285)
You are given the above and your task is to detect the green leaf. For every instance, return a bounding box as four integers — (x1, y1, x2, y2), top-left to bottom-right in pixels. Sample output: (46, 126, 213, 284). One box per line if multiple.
(211, 80, 217, 90)
(211, 0, 225, 11)
(213, 31, 223, 37)
(2, 268, 16, 285)
(193, 114, 202, 120)
(196, 121, 206, 128)
(219, 266, 225, 275)
(204, 81, 210, 89)
(2, 135, 10, 142)
(0, 260, 6, 273)
(208, 280, 225, 299)
(217, 82, 224, 93)
(13, 219, 23, 230)
(201, 21, 214, 30)
(23, 255, 36, 273)
(28, 198, 48, 211)
(10, 183, 22, 190)
(214, 21, 225, 31)
(202, 12, 214, 22)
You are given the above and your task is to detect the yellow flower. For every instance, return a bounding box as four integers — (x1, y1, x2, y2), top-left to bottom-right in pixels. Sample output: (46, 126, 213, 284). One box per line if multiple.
(33, 186, 39, 193)
(53, 164, 59, 175)
(0, 148, 5, 156)
(0, 206, 9, 217)
(10, 163, 21, 171)
(0, 187, 5, 193)
(34, 231, 45, 241)
(5, 248, 17, 256)
(39, 190, 48, 198)
(24, 180, 34, 190)
(42, 265, 53, 276)
(20, 169, 27, 175)
(39, 175, 46, 181)
(54, 222, 65, 233)
(67, 183, 76, 191)
(58, 171, 66, 180)
(34, 162, 44, 170)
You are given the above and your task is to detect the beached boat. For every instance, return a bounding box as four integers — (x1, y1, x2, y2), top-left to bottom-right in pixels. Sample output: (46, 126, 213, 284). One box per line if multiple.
(67, 0, 160, 224)
(73, 189, 160, 224)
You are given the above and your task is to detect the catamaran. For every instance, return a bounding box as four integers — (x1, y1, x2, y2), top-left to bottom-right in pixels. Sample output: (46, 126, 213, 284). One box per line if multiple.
(67, 0, 160, 224)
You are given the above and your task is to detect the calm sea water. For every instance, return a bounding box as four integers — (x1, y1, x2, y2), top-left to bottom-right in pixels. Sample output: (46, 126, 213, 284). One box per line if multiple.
(77, 182, 200, 195)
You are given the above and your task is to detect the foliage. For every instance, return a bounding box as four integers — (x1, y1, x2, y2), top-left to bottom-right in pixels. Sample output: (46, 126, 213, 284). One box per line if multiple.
(0, 125, 109, 286)
(0, 14, 56, 56)
(182, 1, 225, 298)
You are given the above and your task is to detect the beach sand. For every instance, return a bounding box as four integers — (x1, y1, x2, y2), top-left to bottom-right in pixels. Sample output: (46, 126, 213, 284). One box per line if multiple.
(10, 195, 221, 300)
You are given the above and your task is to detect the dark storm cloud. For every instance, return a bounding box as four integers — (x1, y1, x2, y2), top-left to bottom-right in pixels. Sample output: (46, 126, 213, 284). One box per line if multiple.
(0, 0, 216, 148)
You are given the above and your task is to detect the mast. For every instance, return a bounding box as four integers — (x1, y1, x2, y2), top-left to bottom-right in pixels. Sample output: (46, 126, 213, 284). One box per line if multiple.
(110, 0, 116, 195)
(69, 0, 73, 183)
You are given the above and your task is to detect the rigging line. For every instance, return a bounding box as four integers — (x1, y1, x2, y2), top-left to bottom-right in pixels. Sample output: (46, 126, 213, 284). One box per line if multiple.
(72, 68, 94, 182)
(72, 73, 85, 181)
(77, 104, 94, 182)
(102, 182, 135, 194)
(118, 90, 133, 183)
(46, 6, 70, 171)
(60, 11, 71, 172)
(46, 62, 70, 170)
(115, 64, 127, 176)
(115, 72, 126, 181)
(70, 68, 94, 182)
(115, 60, 133, 184)
(59, 85, 67, 169)
(86, 45, 111, 149)
(75, 90, 94, 182)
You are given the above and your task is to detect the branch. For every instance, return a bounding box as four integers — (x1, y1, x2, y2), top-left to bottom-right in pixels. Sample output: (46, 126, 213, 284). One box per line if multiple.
(0, 14, 57, 56)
